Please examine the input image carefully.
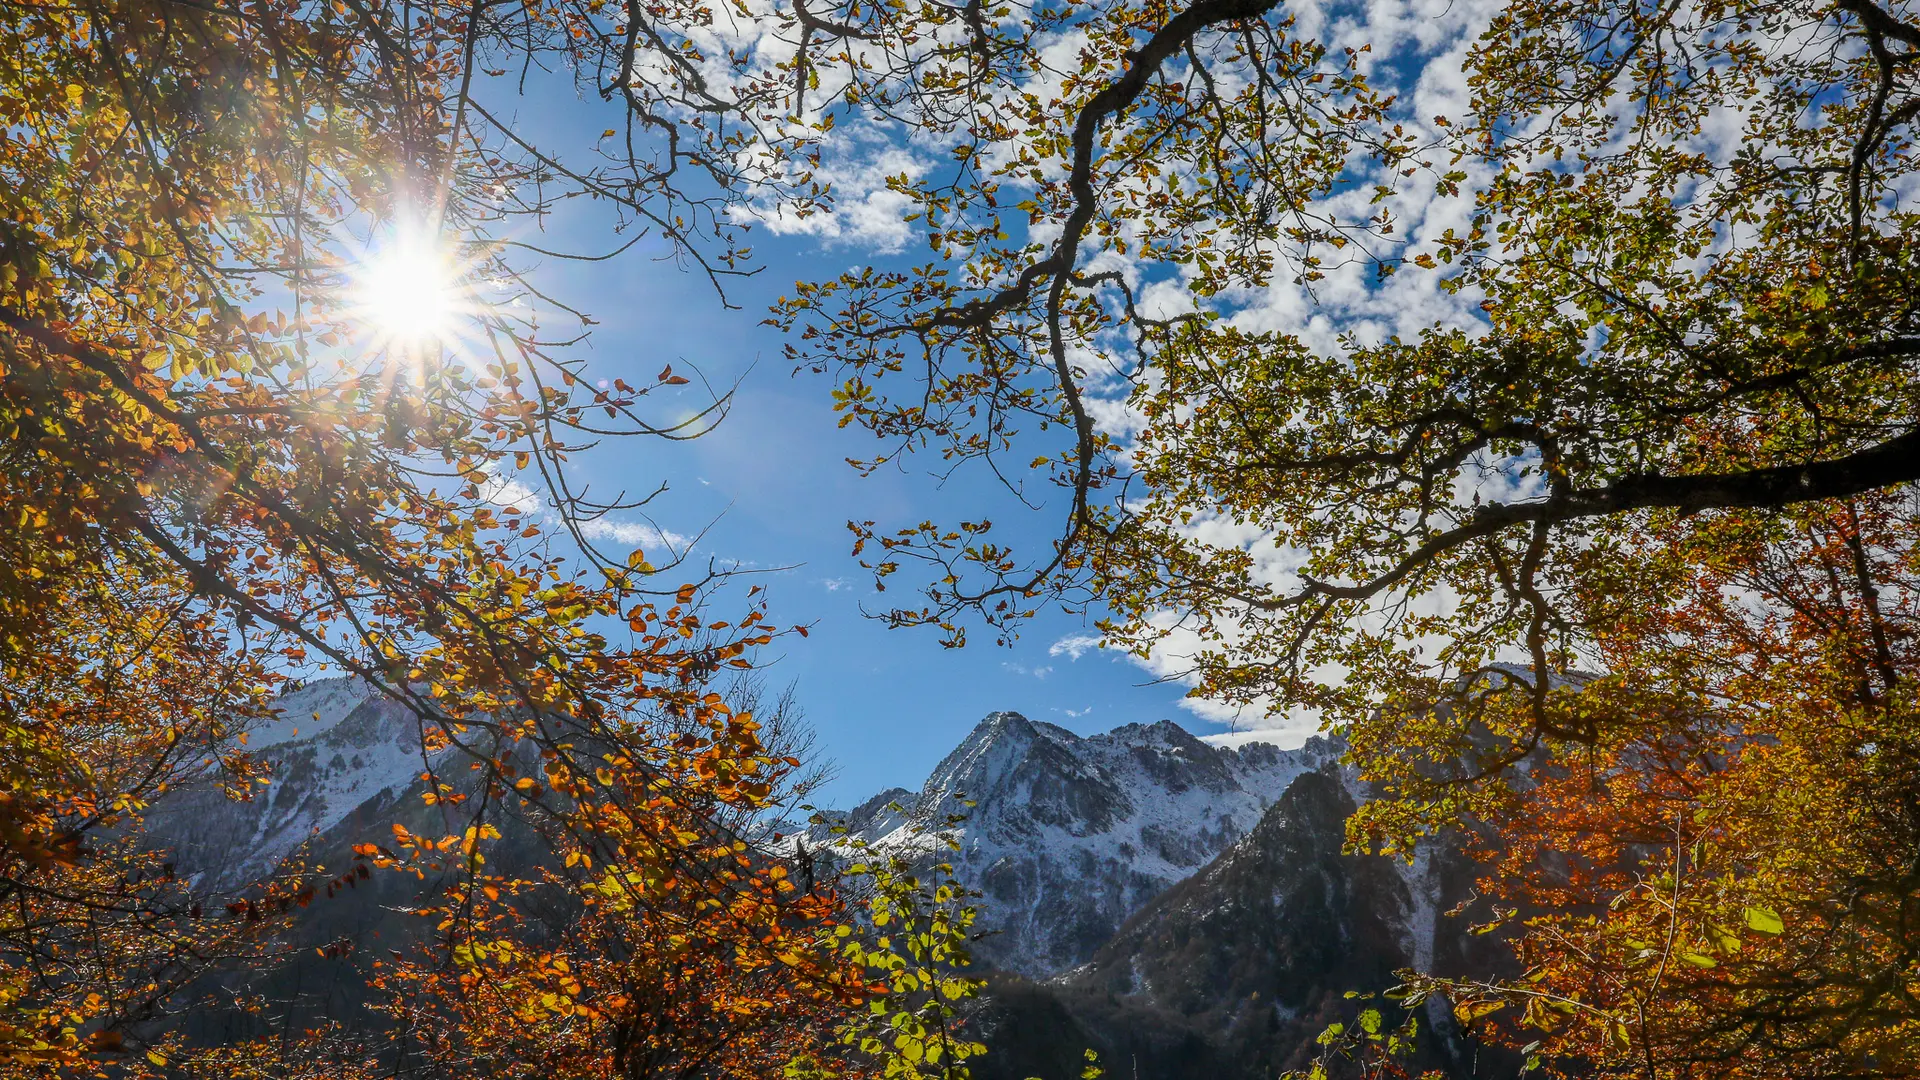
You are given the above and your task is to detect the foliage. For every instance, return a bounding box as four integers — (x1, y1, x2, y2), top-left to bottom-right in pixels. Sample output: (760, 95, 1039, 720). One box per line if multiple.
(1283, 995, 1437, 1080)
(801, 824, 988, 1080)
(0, 2, 974, 1079)
(360, 711, 987, 1080)
(1374, 492, 1920, 1077)
(772, 0, 1920, 1073)
(0, 561, 300, 1074)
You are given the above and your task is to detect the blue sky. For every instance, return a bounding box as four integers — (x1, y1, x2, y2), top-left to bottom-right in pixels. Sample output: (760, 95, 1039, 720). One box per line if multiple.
(497, 199, 1214, 809)
(443, 0, 1506, 803)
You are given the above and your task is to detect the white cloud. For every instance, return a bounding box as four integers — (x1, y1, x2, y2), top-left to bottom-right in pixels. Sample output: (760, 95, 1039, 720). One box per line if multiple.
(1075, 607, 1342, 749)
(770, 0, 1619, 746)
(1198, 725, 1317, 751)
(477, 469, 542, 514)
(475, 469, 692, 557)
(1048, 633, 1104, 660)
(753, 135, 926, 252)
(579, 518, 690, 552)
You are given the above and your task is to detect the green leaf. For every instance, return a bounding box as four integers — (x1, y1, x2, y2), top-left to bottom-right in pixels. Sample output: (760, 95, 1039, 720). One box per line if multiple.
(1744, 906, 1784, 935)
(1358, 1007, 1382, 1035)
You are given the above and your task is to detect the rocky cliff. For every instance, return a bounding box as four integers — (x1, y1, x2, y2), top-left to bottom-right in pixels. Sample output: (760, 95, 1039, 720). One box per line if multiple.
(147, 678, 430, 893)
(967, 768, 1512, 1080)
(824, 711, 1342, 975)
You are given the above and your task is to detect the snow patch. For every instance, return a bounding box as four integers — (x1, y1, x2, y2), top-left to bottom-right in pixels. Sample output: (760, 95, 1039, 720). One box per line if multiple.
(822, 711, 1343, 975)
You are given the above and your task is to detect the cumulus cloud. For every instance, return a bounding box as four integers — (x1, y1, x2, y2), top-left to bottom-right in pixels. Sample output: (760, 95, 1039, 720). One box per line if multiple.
(579, 518, 691, 552)
(477, 469, 542, 514)
(1048, 633, 1104, 661)
(754, 135, 926, 253)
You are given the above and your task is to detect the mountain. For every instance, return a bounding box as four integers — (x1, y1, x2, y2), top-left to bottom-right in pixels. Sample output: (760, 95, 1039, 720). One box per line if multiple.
(153, 688, 1343, 984)
(814, 713, 1516, 1079)
(143, 686, 1509, 1077)
(819, 711, 1342, 976)
(146, 678, 432, 893)
(964, 766, 1512, 1080)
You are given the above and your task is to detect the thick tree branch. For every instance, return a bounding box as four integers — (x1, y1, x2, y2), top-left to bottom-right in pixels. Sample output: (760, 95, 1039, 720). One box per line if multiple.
(1282, 426, 1920, 608)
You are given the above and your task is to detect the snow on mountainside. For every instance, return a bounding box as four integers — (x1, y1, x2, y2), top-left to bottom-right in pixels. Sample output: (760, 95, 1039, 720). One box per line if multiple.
(965, 765, 1507, 1080)
(827, 711, 1342, 976)
(148, 684, 1362, 985)
(147, 678, 431, 892)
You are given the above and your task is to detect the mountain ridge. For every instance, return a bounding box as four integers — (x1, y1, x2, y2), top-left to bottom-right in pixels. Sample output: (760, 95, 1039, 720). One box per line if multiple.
(148, 678, 429, 893)
(144, 685, 1506, 1078)
(820, 709, 1342, 975)
(965, 764, 1507, 1080)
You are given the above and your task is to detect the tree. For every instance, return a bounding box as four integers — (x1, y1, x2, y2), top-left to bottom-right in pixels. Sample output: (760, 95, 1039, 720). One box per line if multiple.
(773, 0, 1920, 1072)
(1385, 491, 1920, 1077)
(361, 691, 987, 1080)
(0, 558, 301, 1073)
(0, 0, 978, 1076)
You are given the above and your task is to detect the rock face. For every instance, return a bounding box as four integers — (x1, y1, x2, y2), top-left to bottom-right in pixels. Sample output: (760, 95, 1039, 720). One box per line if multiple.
(144, 686, 1512, 1077)
(1073, 769, 1418, 1016)
(147, 678, 429, 892)
(831, 711, 1342, 976)
(966, 767, 1511, 1080)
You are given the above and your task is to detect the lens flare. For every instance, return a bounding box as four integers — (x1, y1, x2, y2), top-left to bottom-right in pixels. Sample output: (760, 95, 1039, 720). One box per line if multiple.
(352, 232, 463, 353)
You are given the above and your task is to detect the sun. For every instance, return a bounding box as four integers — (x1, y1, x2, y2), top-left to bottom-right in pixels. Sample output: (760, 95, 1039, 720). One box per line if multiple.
(351, 231, 464, 353)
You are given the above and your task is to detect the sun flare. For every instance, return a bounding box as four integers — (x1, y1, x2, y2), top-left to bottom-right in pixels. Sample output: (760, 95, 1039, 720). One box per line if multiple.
(352, 233, 463, 352)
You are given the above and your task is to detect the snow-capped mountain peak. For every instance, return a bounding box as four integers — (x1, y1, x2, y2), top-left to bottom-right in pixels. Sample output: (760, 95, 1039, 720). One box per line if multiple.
(147, 678, 431, 892)
(836, 711, 1342, 975)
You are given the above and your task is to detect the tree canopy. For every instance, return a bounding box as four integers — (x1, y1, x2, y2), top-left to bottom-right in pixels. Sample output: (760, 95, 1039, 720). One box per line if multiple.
(774, 0, 1920, 1072)
(0, 0, 980, 1076)
(6, 0, 1919, 1072)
